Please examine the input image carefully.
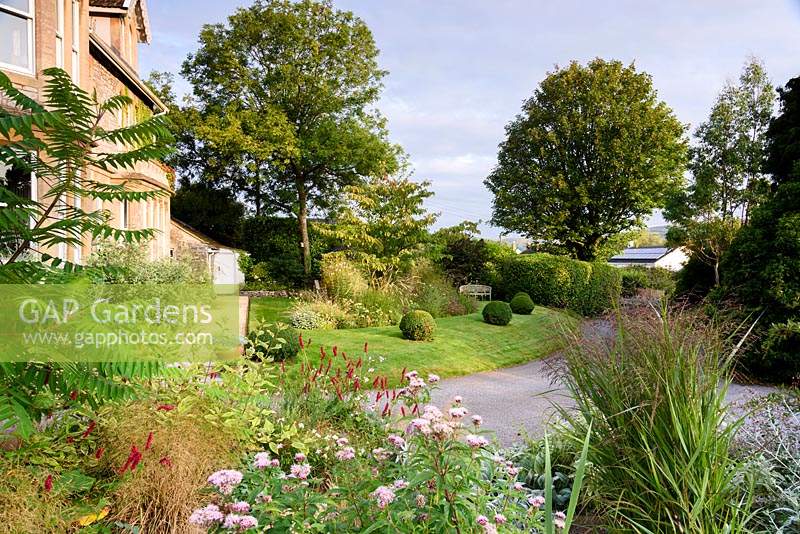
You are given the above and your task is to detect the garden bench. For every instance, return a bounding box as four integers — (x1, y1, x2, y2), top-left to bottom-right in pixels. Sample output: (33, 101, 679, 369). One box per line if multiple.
(459, 284, 492, 301)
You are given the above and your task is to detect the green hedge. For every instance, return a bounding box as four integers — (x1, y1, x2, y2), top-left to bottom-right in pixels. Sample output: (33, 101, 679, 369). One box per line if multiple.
(497, 253, 620, 317)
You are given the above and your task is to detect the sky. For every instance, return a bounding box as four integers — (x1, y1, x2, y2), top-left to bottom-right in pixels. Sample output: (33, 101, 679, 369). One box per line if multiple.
(139, 0, 800, 238)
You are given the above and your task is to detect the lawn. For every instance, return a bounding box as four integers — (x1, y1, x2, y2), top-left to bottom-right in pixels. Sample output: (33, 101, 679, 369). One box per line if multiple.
(248, 297, 577, 382)
(249, 296, 294, 325)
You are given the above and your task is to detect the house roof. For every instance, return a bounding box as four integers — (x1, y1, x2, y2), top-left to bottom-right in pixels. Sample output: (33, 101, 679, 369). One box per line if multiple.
(171, 218, 236, 251)
(609, 247, 673, 264)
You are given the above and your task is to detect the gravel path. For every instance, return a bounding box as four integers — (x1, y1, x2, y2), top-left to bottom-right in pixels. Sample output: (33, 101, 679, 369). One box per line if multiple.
(430, 319, 778, 446)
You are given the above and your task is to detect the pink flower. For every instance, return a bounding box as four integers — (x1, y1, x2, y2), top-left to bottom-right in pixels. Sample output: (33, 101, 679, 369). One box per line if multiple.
(507, 466, 519, 476)
(256, 493, 273, 504)
(484, 524, 498, 534)
(554, 511, 566, 529)
(513, 482, 524, 491)
(415, 493, 426, 507)
(422, 405, 443, 421)
(371, 485, 396, 509)
(393, 479, 409, 489)
(237, 515, 258, 530)
(223, 514, 258, 530)
(207, 470, 243, 495)
(427, 374, 440, 383)
(336, 446, 356, 461)
(253, 452, 272, 469)
(494, 513, 507, 524)
(294, 452, 306, 463)
(387, 434, 406, 448)
(228, 501, 251, 513)
(528, 495, 545, 508)
(372, 447, 391, 461)
(453, 395, 463, 404)
(188, 504, 224, 527)
(289, 463, 311, 480)
(408, 418, 431, 435)
(269, 458, 280, 468)
(404, 371, 418, 379)
(471, 415, 483, 426)
(335, 437, 349, 447)
(466, 434, 489, 448)
(476, 515, 489, 526)
(449, 406, 468, 418)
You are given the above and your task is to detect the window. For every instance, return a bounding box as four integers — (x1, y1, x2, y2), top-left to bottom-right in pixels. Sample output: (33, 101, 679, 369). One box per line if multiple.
(71, 0, 80, 83)
(0, 0, 34, 73)
(56, 0, 64, 68)
(121, 199, 128, 230)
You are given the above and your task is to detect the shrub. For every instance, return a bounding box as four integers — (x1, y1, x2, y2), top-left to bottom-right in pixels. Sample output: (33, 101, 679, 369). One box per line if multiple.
(289, 301, 346, 330)
(355, 288, 404, 327)
(510, 292, 535, 314)
(409, 260, 474, 318)
(482, 301, 512, 326)
(321, 254, 368, 301)
(498, 254, 620, 316)
(399, 310, 436, 341)
(558, 309, 751, 532)
(87, 240, 210, 284)
(246, 320, 301, 362)
(760, 321, 800, 381)
(446, 292, 478, 316)
(620, 268, 649, 297)
(620, 266, 676, 297)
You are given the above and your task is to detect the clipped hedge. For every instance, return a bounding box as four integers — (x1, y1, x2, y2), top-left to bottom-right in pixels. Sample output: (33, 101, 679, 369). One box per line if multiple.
(497, 253, 621, 317)
(399, 310, 436, 341)
(482, 301, 512, 326)
(510, 292, 535, 315)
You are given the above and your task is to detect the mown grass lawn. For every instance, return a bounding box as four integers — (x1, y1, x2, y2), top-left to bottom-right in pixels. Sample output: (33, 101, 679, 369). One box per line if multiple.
(249, 297, 294, 325)
(304, 306, 576, 382)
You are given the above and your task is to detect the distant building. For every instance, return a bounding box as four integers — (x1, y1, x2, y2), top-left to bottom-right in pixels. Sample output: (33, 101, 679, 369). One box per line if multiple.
(608, 247, 688, 271)
(170, 218, 245, 287)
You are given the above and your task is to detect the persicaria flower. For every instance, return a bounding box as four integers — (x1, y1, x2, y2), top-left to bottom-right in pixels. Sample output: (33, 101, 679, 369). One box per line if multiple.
(335, 446, 356, 461)
(188, 504, 224, 527)
(207, 470, 243, 495)
(494, 513, 507, 525)
(466, 434, 488, 448)
(156, 404, 175, 411)
(427, 373, 440, 384)
(371, 485, 396, 509)
(43, 474, 53, 493)
(471, 415, 483, 426)
(294, 452, 306, 463)
(387, 434, 406, 448)
(289, 463, 311, 480)
(554, 511, 566, 529)
(422, 405, 443, 421)
(254, 452, 272, 469)
(408, 418, 431, 435)
(223, 513, 258, 531)
(393, 479, 409, 489)
(228, 501, 251, 513)
(405, 370, 418, 379)
(528, 495, 546, 508)
(449, 406, 468, 418)
(476, 515, 489, 526)
(372, 447, 391, 461)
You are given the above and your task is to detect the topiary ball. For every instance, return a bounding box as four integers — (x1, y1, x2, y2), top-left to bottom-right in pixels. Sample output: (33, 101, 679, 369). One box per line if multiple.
(482, 301, 512, 326)
(399, 310, 436, 341)
(510, 292, 535, 315)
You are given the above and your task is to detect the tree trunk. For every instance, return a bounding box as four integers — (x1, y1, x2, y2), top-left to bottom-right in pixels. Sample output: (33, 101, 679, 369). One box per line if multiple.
(713, 259, 720, 287)
(296, 178, 311, 281)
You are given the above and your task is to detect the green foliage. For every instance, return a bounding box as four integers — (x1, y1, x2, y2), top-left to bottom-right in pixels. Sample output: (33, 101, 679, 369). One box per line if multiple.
(181, 0, 402, 276)
(409, 260, 474, 318)
(399, 310, 436, 341)
(321, 175, 437, 282)
(675, 255, 716, 300)
(434, 223, 493, 285)
(510, 292, 535, 315)
(246, 320, 301, 362)
(619, 266, 676, 297)
(86, 241, 210, 284)
(0, 68, 173, 283)
(171, 179, 245, 247)
(758, 321, 800, 381)
(498, 254, 620, 316)
(320, 253, 368, 301)
(486, 58, 687, 260)
(765, 76, 800, 184)
(559, 310, 751, 532)
(241, 216, 332, 287)
(482, 301, 512, 326)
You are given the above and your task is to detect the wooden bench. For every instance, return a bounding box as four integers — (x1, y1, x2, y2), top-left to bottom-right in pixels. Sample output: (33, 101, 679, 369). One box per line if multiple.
(459, 284, 492, 301)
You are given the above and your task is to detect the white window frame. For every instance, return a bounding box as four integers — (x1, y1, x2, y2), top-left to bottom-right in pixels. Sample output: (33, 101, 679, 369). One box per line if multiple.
(55, 0, 64, 68)
(70, 0, 79, 84)
(0, 0, 36, 75)
(120, 199, 128, 230)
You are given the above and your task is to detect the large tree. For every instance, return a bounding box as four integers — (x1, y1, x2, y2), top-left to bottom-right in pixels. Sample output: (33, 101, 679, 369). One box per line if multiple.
(665, 58, 775, 285)
(181, 0, 401, 280)
(171, 178, 246, 247)
(485, 59, 687, 260)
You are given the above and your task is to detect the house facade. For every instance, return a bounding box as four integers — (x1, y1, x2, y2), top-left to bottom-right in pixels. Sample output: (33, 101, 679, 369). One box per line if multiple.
(608, 246, 689, 271)
(0, 0, 172, 263)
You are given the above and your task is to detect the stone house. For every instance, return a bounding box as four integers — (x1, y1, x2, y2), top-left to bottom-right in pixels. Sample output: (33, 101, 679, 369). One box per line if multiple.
(0, 0, 172, 262)
(170, 218, 245, 287)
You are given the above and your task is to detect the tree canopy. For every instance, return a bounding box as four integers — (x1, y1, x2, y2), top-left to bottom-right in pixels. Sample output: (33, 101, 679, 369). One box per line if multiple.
(171, 179, 246, 247)
(179, 0, 401, 279)
(485, 58, 687, 261)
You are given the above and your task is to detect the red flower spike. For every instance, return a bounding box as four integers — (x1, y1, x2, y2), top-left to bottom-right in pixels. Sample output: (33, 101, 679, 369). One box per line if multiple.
(69, 390, 78, 401)
(372, 376, 381, 388)
(145, 431, 154, 451)
(298, 334, 304, 349)
(306, 338, 312, 348)
(401, 406, 406, 417)
(157, 404, 175, 412)
(66, 436, 74, 444)
(81, 420, 96, 439)
(381, 403, 390, 416)
(376, 391, 382, 402)
(320, 347, 325, 360)
(412, 404, 419, 415)
(400, 367, 407, 382)
(364, 342, 368, 353)
(325, 359, 332, 375)
(356, 357, 362, 368)
(95, 447, 104, 459)
(159, 456, 172, 468)
(43, 475, 53, 492)
(354, 378, 360, 391)
(333, 346, 338, 357)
